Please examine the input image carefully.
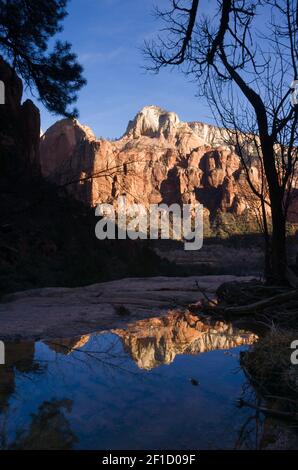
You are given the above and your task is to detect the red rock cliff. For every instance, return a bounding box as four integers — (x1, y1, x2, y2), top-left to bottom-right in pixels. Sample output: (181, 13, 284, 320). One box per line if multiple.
(39, 105, 263, 220)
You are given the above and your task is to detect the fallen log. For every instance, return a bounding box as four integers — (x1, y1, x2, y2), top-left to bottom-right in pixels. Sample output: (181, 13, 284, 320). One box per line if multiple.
(224, 289, 298, 315)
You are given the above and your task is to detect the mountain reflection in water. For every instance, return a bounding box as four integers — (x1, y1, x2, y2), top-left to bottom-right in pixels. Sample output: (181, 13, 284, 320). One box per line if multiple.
(44, 311, 258, 370)
(0, 311, 262, 450)
(112, 311, 258, 370)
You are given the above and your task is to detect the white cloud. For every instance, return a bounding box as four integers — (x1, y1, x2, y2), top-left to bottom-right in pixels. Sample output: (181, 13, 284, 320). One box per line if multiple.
(79, 47, 125, 65)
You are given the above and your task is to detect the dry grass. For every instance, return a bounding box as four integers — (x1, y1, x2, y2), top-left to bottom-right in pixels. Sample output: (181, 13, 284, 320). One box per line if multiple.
(241, 328, 298, 412)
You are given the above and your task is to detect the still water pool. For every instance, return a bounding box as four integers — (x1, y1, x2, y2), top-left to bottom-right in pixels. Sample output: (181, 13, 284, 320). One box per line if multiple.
(0, 311, 262, 449)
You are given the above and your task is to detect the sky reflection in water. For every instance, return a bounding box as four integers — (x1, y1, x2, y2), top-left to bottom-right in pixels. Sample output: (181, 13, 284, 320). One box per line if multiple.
(0, 312, 262, 450)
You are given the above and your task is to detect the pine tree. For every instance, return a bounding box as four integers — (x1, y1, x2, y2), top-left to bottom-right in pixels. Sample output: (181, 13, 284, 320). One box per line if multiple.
(0, 0, 86, 117)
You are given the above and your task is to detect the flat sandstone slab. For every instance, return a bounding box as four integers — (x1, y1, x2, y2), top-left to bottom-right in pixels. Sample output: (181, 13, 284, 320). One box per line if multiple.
(0, 275, 253, 340)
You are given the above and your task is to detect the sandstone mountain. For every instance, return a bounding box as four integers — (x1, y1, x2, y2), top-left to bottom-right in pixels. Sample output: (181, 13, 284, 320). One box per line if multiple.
(40, 105, 262, 225)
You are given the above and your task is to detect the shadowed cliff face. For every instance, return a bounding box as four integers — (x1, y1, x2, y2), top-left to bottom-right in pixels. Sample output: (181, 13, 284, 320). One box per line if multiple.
(40, 105, 261, 220)
(113, 311, 258, 370)
(0, 56, 40, 178)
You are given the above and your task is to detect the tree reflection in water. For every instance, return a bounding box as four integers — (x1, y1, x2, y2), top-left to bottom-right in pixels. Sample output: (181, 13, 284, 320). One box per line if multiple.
(0, 342, 38, 410)
(12, 399, 77, 450)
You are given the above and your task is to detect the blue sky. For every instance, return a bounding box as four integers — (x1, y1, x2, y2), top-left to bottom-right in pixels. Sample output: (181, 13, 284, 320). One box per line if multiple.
(24, 0, 212, 138)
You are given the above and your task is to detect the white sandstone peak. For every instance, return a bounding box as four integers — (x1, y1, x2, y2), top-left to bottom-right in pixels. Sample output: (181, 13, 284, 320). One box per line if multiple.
(125, 105, 180, 138)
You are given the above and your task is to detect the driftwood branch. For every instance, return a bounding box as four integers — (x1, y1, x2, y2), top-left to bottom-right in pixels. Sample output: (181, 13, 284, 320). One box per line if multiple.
(195, 281, 218, 306)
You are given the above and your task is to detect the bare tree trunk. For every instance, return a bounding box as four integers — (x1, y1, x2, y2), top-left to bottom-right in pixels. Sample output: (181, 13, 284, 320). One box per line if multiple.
(146, 0, 298, 285)
(261, 139, 287, 283)
(260, 198, 271, 280)
(271, 202, 287, 283)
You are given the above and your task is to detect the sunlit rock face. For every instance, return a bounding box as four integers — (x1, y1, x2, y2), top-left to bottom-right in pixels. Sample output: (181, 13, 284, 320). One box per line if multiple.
(125, 105, 180, 139)
(188, 121, 230, 147)
(113, 311, 258, 370)
(40, 118, 95, 179)
(40, 106, 260, 219)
